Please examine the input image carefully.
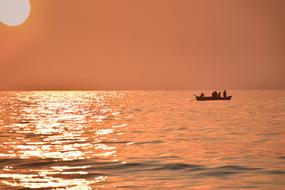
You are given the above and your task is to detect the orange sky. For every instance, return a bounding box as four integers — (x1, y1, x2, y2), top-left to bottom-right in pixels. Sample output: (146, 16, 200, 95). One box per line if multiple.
(0, 0, 284, 90)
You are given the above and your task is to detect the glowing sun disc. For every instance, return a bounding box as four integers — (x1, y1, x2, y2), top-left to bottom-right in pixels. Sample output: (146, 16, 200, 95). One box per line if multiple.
(0, 0, 31, 26)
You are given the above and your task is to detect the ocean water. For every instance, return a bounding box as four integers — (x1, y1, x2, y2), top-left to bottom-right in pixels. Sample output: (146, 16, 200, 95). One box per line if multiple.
(0, 90, 284, 189)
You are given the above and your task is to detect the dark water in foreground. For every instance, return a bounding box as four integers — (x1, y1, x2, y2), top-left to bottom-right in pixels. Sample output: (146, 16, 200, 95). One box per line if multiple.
(0, 91, 284, 189)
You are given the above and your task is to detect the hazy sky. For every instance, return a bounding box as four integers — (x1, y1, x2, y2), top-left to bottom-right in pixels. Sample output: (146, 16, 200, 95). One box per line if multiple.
(0, 0, 284, 90)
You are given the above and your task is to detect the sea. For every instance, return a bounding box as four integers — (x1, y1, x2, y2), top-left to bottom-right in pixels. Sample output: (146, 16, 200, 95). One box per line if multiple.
(0, 90, 284, 189)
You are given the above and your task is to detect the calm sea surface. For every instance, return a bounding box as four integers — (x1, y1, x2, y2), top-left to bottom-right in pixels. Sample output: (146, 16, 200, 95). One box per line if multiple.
(0, 91, 284, 189)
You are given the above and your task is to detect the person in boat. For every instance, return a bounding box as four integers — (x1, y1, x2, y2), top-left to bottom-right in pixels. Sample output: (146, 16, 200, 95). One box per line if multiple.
(218, 92, 221, 98)
(212, 91, 218, 97)
(200, 92, 205, 97)
(223, 90, 227, 98)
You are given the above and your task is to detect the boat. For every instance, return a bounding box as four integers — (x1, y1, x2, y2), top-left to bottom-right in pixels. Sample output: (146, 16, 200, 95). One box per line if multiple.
(194, 95, 232, 101)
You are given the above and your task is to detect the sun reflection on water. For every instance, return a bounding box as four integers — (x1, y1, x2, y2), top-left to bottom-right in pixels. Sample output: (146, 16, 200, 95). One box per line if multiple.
(0, 91, 128, 189)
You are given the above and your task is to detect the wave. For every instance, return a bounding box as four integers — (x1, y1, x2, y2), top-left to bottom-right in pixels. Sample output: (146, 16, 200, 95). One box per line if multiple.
(1, 158, 283, 178)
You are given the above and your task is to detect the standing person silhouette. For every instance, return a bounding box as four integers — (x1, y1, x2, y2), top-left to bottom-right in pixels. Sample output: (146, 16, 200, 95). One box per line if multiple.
(223, 90, 227, 98)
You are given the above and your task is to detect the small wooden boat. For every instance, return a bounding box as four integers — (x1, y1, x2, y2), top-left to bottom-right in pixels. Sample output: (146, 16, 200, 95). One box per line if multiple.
(195, 95, 232, 101)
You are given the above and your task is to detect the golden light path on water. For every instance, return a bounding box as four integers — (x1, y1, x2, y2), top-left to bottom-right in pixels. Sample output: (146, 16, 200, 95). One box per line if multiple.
(0, 91, 129, 189)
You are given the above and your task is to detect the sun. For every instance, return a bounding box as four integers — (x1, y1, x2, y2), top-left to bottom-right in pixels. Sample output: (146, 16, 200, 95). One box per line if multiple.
(0, 0, 31, 26)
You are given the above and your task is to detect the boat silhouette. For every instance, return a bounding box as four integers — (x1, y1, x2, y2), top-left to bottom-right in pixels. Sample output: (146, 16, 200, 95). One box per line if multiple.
(194, 95, 232, 101)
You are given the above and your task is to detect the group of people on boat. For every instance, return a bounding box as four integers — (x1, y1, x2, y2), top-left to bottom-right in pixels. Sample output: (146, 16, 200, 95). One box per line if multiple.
(200, 90, 228, 98)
